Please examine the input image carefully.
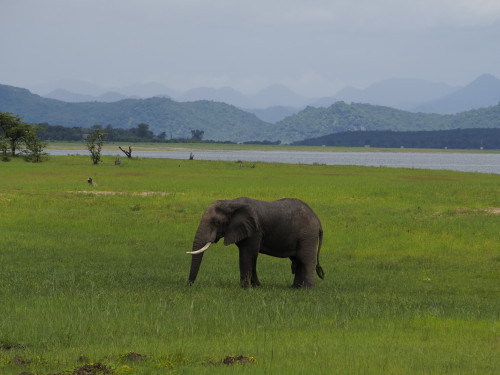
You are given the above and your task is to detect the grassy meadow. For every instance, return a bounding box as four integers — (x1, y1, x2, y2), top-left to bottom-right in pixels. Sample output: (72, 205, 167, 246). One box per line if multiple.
(0, 154, 499, 374)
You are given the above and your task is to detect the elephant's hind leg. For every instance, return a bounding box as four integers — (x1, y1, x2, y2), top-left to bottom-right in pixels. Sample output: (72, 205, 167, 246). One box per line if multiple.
(292, 239, 318, 288)
(290, 256, 298, 274)
(290, 257, 304, 288)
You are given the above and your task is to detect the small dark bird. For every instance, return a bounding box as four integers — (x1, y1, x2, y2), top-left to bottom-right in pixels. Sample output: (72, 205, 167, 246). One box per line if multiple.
(87, 177, 97, 186)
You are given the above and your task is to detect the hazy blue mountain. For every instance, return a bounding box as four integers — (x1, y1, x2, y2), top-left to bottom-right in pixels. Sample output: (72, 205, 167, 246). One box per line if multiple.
(314, 78, 456, 110)
(248, 84, 312, 108)
(415, 74, 500, 114)
(177, 84, 312, 108)
(37, 79, 313, 108)
(45, 89, 130, 103)
(45, 89, 96, 102)
(43, 82, 176, 102)
(244, 106, 302, 123)
(33, 75, 499, 115)
(96, 91, 131, 102)
(114, 82, 178, 98)
(31, 79, 106, 97)
(178, 86, 249, 106)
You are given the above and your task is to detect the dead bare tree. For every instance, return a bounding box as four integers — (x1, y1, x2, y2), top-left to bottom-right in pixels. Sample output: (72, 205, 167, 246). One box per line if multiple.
(119, 146, 133, 158)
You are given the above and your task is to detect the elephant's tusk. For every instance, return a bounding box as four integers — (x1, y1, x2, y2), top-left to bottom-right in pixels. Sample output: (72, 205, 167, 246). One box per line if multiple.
(186, 242, 212, 255)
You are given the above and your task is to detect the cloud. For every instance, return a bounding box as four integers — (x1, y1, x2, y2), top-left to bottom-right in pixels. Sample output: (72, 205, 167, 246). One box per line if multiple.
(1, 0, 499, 95)
(156, 0, 500, 29)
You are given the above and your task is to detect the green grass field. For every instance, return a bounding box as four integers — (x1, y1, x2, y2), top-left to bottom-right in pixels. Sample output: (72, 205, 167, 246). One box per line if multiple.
(0, 155, 498, 374)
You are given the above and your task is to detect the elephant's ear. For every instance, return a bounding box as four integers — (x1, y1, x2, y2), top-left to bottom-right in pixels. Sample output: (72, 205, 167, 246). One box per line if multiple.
(224, 204, 259, 246)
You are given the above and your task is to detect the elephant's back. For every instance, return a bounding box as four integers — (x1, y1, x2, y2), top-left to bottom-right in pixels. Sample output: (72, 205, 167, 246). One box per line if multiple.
(270, 198, 322, 230)
(276, 198, 320, 218)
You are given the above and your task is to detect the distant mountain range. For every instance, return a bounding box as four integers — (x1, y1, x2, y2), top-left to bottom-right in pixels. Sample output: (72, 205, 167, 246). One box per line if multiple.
(1, 81, 499, 144)
(415, 74, 500, 114)
(0, 84, 269, 141)
(36, 74, 500, 121)
(314, 79, 457, 111)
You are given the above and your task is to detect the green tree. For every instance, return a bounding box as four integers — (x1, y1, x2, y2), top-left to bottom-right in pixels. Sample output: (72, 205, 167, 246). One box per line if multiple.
(22, 127, 48, 162)
(0, 135, 9, 161)
(0, 112, 31, 156)
(191, 129, 204, 141)
(135, 123, 153, 139)
(86, 128, 106, 165)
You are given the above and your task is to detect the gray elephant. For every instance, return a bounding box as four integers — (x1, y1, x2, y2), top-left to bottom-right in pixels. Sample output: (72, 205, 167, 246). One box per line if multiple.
(186, 197, 325, 288)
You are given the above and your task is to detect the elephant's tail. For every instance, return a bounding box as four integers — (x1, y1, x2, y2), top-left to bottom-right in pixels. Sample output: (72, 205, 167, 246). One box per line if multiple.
(316, 228, 325, 280)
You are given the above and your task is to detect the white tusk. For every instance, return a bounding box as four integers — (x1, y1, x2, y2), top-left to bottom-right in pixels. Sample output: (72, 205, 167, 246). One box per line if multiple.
(186, 242, 212, 255)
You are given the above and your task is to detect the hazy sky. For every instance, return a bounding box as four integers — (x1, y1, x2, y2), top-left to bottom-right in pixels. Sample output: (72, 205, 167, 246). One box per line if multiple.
(2, 0, 500, 96)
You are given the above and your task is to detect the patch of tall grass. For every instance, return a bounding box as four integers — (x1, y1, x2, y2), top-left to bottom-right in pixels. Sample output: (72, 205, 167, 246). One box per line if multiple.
(0, 155, 498, 374)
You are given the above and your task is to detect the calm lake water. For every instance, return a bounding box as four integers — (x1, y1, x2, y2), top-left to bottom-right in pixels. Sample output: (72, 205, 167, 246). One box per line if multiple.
(47, 149, 500, 174)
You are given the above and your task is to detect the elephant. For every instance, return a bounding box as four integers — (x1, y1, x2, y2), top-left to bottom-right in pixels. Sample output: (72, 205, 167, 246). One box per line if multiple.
(186, 197, 325, 288)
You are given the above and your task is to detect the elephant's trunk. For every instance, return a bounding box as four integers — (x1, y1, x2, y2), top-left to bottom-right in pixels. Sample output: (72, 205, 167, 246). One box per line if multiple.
(187, 252, 204, 285)
(186, 242, 211, 284)
(187, 210, 217, 285)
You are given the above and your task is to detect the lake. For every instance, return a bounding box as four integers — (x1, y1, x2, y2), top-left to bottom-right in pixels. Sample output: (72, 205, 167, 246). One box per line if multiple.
(46, 149, 500, 174)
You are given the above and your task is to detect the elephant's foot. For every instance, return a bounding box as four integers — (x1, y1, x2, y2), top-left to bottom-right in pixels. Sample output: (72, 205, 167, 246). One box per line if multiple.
(240, 281, 261, 288)
(240, 277, 251, 288)
(251, 280, 262, 287)
(291, 281, 315, 289)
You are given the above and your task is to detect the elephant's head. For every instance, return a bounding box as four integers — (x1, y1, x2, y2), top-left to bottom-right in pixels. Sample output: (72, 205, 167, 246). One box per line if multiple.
(186, 200, 259, 285)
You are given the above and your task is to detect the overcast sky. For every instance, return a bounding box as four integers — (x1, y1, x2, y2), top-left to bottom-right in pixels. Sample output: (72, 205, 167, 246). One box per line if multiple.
(2, 0, 500, 97)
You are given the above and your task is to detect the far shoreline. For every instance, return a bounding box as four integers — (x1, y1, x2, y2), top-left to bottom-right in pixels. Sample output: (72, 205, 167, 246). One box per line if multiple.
(46, 141, 500, 154)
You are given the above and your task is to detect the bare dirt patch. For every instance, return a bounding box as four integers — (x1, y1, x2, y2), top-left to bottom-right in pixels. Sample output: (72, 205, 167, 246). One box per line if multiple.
(456, 207, 500, 215)
(0, 194, 12, 202)
(72, 363, 112, 375)
(222, 355, 256, 365)
(9, 355, 32, 366)
(205, 355, 257, 366)
(121, 351, 148, 362)
(0, 341, 25, 350)
(51, 362, 112, 375)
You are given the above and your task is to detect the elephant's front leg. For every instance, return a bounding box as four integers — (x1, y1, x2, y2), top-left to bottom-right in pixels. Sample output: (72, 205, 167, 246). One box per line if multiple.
(237, 237, 261, 288)
(251, 256, 261, 287)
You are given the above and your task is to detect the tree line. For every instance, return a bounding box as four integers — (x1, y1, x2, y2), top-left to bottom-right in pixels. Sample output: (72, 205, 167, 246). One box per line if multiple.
(36, 122, 259, 144)
(37, 122, 169, 142)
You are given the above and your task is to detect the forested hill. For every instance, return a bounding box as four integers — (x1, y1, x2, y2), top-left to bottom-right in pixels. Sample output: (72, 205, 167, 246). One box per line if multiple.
(271, 101, 500, 143)
(294, 128, 500, 150)
(0, 84, 271, 142)
(1, 83, 500, 144)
